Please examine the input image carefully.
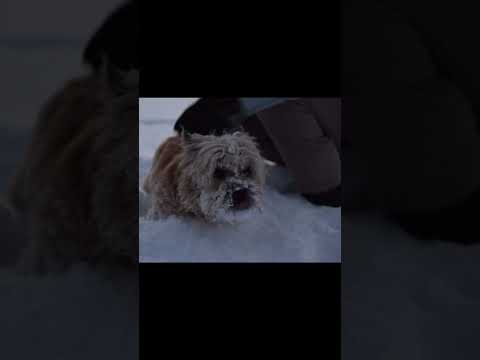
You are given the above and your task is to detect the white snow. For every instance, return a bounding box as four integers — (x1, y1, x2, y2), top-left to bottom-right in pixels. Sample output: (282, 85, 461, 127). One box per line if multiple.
(139, 115, 342, 263)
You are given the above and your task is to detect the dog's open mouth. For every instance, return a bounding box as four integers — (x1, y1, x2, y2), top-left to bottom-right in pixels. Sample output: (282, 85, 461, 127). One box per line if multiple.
(231, 189, 252, 211)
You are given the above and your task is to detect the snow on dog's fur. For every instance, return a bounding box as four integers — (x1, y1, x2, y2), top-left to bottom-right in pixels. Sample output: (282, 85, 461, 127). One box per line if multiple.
(143, 132, 266, 224)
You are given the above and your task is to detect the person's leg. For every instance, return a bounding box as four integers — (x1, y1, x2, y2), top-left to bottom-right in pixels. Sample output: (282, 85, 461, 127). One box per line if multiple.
(303, 98, 341, 150)
(242, 115, 285, 166)
(256, 99, 341, 205)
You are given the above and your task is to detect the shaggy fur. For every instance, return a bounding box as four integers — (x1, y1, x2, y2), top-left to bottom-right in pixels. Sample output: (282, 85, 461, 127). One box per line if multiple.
(7, 64, 138, 273)
(143, 132, 266, 223)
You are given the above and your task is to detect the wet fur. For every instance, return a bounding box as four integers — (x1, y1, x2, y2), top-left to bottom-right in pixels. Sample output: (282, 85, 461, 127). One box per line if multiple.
(143, 132, 266, 223)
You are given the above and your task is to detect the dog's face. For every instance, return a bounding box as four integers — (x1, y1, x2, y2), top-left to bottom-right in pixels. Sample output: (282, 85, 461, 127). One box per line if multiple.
(180, 132, 266, 223)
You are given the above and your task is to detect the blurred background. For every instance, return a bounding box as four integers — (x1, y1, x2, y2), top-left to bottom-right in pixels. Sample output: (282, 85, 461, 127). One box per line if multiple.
(0, 0, 121, 189)
(139, 98, 199, 121)
(0, 0, 124, 266)
(1, 4, 139, 360)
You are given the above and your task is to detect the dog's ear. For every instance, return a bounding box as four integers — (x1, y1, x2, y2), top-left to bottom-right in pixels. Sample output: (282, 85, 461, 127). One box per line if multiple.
(180, 132, 205, 158)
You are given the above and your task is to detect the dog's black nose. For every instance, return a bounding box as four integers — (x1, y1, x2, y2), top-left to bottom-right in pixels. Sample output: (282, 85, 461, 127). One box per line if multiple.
(232, 189, 251, 210)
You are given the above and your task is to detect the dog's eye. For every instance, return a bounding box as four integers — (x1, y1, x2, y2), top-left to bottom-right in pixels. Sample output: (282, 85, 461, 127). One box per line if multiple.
(214, 168, 228, 179)
(242, 167, 252, 176)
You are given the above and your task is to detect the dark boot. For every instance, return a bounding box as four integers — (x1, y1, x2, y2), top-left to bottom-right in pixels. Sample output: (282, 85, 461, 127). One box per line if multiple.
(303, 185, 342, 208)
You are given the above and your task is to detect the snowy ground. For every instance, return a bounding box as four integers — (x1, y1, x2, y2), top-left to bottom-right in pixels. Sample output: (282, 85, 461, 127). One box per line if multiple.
(343, 211, 480, 359)
(139, 118, 342, 263)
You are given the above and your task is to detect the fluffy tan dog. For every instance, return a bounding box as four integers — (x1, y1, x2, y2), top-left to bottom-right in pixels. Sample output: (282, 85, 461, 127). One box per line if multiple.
(143, 131, 266, 223)
(7, 64, 138, 273)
